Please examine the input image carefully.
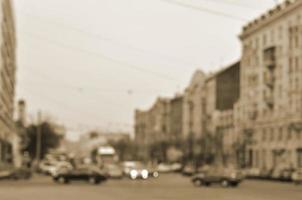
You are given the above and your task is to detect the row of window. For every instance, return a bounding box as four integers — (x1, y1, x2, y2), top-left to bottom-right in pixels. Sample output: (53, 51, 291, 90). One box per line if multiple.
(260, 126, 302, 142)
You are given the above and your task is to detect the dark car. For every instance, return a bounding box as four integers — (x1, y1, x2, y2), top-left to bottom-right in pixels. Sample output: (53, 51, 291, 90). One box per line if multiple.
(191, 167, 243, 187)
(53, 165, 108, 185)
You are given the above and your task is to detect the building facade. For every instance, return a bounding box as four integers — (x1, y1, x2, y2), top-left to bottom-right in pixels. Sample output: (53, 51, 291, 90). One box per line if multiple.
(134, 98, 170, 160)
(0, 0, 18, 167)
(168, 94, 183, 141)
(182, 70, 207, 140)
(204, 62, 240, 166)
(238, 0, 302, 170)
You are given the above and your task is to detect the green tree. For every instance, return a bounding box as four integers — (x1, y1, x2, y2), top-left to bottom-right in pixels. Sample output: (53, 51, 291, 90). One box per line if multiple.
(25, 122, 63, 160)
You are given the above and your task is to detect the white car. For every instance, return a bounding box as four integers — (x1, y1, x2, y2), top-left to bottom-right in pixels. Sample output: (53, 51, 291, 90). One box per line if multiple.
(157, 163, 173, 173)
(292, 169, 302, 184)
(39, 161, 73, 176)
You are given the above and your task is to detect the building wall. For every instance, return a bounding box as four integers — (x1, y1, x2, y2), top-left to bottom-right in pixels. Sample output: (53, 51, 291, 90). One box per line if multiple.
(134, 98, 170, 159)
(205, 77, 216, 136)
(216, 62, 240, 111)
(168, 95, 183, 141)
(0, 0, 18, 167)
(182, 70, 207, 139)
(238, 0, 302, 169)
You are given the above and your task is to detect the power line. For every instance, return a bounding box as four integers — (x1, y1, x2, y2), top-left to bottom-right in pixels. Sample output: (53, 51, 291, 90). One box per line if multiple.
(160, 0, 248, 21)
(21, 63, 170, 95)
(22, 31, 181, 83)
(200, 0, 265, 10)
(19, 11, 196, 68)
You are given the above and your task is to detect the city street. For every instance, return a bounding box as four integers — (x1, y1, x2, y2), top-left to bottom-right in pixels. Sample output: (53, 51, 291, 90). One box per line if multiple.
(0, 174, 302, 200)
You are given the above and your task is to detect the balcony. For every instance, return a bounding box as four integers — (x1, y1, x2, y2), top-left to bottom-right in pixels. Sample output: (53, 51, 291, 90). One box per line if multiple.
(263, 47, 276, 70)
(263, 72, 275, 88)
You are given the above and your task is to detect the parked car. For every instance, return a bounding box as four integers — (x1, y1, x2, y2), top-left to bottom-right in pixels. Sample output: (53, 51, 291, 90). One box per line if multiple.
(292, 168, 302, 184)
(104, 163, 123, 179)
(170, 163, 182, 172)
(191, 167, 244, 187)
(53, 165, 108, 185)
(245, 168, 261, 179)
(157, 163, 173, 173)
(182, 163, 195, 176)
(280, 168, 295, 182)
(259, 168, 272, 180)
(271, 168, 283, 180)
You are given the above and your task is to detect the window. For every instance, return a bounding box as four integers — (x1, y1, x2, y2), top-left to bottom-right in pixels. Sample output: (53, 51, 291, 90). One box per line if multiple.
(278, 127, 283, 141)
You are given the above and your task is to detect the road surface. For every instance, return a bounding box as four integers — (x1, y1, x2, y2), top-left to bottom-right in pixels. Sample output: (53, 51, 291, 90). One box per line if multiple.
(0, 174, 301, 200)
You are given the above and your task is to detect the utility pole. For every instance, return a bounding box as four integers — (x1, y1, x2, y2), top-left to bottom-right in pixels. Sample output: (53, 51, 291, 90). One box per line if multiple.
(36, 111, 42, 164)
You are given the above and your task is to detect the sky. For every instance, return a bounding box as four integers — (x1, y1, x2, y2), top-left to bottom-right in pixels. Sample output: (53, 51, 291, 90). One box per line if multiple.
(13, 0, 282, 141)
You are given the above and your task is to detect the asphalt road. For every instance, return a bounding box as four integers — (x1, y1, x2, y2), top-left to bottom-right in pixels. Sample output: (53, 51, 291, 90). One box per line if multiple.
(0, 174, 301, 200)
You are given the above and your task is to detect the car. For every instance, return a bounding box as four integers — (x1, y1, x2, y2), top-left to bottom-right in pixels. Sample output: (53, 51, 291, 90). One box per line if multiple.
(157, 163, 173, 173)
(53, 165, 108, 185)
(38, 161, 58, 175)
(291, 169, 302, 184)
(104, 163, 123, 179)
(182, 163, 195, 176)
(259, 168, 272, 180)
(39, 161, 73, 176)
(122, 161, 149, 180)
(191, 167, 244, 187)
(280, 168, 295, 182)
(245, 168, 261, 179)
(122, 161, 137, 176)
(170, 163, 182, 172)
(271, 168, 283, 180)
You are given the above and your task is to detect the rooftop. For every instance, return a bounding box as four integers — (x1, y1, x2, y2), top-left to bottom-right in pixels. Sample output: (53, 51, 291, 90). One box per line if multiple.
(240, 0, 301, 39)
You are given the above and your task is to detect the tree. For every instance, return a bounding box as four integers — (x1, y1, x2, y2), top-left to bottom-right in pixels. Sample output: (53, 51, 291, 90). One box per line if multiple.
(24, 122, 63, 160)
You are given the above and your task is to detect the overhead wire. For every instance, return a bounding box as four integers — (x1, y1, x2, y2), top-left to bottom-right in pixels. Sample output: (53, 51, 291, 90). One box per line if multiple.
(159, 0, 249, 21)
(22, 31, 181, 83)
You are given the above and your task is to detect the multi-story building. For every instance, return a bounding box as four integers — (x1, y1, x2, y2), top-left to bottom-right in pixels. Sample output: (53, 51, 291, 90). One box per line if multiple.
(0, 0, 18, 167)
(237, 0, 302, 170)
(134, 98, 170, 160)
(182, 70, 207, 140)
(168, 94, 183, 141)
(206, 62, 240, 166)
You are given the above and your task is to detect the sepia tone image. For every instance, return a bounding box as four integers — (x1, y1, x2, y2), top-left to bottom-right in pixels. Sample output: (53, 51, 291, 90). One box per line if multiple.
(1, 0, 302, 199)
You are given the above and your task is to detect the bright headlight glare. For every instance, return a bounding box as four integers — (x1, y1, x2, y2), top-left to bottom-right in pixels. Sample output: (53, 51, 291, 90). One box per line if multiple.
(142, 170, 148, 179)
(130, 170, 138, 179)
(153, 171, 159, 178)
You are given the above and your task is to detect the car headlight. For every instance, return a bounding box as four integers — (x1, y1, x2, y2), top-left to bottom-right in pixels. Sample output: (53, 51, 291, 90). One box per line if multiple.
(141, 170, 149, 179)
(130, 170, 138, 179)
(153, 171, 159, 178)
